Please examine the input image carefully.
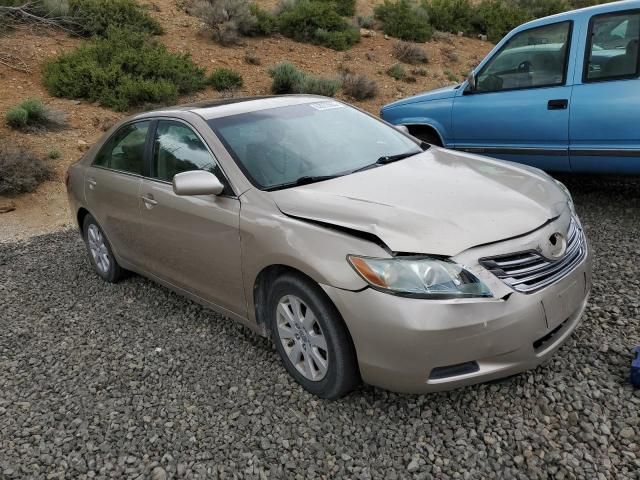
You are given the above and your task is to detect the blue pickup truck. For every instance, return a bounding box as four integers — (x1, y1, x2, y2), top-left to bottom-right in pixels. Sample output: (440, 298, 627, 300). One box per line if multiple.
(380, 0, 640, 174)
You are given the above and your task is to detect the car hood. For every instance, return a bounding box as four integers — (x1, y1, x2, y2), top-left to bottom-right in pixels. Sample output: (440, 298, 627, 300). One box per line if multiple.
(269, 149, 568, 256)
(382, 85, 459, 110)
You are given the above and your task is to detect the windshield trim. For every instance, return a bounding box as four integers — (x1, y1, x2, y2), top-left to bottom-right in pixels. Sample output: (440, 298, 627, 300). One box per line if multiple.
(207, 104, 423, 192)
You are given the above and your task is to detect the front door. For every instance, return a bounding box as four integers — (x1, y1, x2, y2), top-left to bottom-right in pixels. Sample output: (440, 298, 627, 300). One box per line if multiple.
(84, 120, 150, 263)
(452, 20, 575, 172)
(138, 119, 245, 317)
(570, 8, 640, 173)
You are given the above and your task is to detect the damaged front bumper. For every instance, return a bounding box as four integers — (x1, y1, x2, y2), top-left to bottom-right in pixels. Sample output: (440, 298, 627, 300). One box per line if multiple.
(321, 214, 593, 394)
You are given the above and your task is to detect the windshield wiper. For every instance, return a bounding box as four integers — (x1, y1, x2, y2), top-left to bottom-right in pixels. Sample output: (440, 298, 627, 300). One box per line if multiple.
(351, 149, 422, 174)
(265, 174, 343, 191)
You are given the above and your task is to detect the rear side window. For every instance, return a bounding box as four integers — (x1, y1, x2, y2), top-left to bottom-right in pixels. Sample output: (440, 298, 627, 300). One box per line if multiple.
(151, 120, 222, 182)
(476, 21, 572, 93)
(584, 10, 640, 82)
(93, 121, 150, 175)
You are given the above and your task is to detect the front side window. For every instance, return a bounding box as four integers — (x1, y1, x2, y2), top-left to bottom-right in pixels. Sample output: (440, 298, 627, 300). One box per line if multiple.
(585, 11, 640, 82)
(151, 120, 223, 183)
(93, 121, 150, 175)
(207, 101, 422, 190)
(476, 21, 572, 93)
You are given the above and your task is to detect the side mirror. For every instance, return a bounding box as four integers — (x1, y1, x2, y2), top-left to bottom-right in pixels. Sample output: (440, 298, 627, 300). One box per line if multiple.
(395, 125, 410, 134)
(173, 170, 224, 196)
(465, 71, 477, 93)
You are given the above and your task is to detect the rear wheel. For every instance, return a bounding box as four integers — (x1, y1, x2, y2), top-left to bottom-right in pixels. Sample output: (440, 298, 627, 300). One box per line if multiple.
(82, 214, 126, 283)
(268, 273, 360, 399)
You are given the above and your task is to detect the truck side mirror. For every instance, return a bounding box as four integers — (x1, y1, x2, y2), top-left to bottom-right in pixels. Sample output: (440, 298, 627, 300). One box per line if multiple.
(465, 71, 477, 93)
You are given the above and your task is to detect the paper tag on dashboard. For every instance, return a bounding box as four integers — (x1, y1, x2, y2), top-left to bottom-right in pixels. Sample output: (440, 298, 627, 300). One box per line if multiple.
(309, 101, 344, 111)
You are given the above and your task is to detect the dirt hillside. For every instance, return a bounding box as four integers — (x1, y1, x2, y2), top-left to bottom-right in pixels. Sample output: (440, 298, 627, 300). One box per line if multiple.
(0, 0, 492, 241)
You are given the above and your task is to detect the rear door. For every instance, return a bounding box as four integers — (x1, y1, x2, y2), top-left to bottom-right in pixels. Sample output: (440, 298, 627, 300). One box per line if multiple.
(570, 8, 640, 173)
(137, 118, 245, 316)
(452, 20, 575, 172)
(85, 120, 150, 263)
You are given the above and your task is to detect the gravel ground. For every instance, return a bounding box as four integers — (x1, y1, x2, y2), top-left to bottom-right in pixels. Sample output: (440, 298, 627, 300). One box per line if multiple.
(1, 177, 639, 480)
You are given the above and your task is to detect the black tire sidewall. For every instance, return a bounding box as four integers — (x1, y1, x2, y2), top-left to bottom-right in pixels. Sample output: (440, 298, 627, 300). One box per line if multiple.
(415, 131, 442, 147)
(268, 274, 359, 399)
(82, 214, 121, 283)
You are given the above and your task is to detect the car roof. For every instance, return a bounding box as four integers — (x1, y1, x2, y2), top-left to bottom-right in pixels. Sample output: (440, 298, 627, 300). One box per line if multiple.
(132, 95, 332, 122)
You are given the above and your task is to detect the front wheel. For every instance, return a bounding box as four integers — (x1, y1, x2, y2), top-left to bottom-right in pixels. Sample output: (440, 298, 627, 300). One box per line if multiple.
(82, 214, 126, 283)
(268, 273, 360, 399)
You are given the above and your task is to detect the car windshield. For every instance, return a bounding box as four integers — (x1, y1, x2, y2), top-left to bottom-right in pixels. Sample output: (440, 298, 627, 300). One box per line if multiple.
(207, 100, 422, 190)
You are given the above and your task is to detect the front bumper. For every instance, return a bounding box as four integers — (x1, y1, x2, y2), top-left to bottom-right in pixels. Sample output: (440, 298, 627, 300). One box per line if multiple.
(322, 247, 592, 394)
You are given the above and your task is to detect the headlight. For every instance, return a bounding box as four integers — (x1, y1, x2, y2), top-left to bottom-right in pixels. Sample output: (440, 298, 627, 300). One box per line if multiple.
(347, 255, 492, 299)
(554, 179, 576, 216)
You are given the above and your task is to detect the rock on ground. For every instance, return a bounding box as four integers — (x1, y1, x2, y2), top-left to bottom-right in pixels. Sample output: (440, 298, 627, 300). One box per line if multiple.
(0, 176, 639, 479)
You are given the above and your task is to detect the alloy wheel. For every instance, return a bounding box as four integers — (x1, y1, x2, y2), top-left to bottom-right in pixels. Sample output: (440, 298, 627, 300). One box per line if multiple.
(276, 295, 329, 381)
(87, 224, 110, 274)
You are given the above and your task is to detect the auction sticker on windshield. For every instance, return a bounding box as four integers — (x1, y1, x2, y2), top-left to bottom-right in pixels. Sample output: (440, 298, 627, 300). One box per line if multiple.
(309, 101, 344, 111)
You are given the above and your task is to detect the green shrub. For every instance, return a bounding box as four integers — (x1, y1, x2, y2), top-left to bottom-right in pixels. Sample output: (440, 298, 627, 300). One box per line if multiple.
(5, 98, 67, 130)
(0, 146, 52, 196)
(48, 148, 61, 159)
(315, 0, 356, 16)
(19, 98, 47, 122)
(5, 106, 28, 129)
(519, 0, 569, 18)
(42, 29, 206, 111)
(342, 73, 378, 100)
(313, 27, 360, 51)
(297, 74, 340, 96)
(386, 63, 406, 80)
(269, 62, 339, 96)
(68, 0, 162, 38)
(277, 0, 359, 50)
(471, 0, 532, 42)
(374, 0, 432, 42)
(424, 0, 473, 34)
(269, 62, 306, 94)
(209, 68, 243, 91)
(249, 3, 277, 35)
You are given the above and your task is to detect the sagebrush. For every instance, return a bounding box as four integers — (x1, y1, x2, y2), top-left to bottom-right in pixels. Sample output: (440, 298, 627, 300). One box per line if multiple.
(269, 62, 339, 96)
(5, 98, 67, 131)
(386, 63, 406, 80)
(393, 41, 428, 65)
(193, 0, 257, 45)
(0, 146, 52, 196)
(342, 73, 378, 100)
(42, 29, 206, 111)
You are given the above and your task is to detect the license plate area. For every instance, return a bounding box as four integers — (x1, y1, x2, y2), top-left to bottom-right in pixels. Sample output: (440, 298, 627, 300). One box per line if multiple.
(541, 274, 585, 329)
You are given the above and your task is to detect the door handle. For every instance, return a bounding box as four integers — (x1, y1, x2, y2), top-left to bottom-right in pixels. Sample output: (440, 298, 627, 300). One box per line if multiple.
(141, 195, 158, 206)
(87, 178, 97, 190)
(548, 99, 568, 110)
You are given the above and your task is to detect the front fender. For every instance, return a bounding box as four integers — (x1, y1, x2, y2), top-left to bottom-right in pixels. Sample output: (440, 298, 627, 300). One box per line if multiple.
(381, 99, 454, 146)
(239, 190, 389, 325)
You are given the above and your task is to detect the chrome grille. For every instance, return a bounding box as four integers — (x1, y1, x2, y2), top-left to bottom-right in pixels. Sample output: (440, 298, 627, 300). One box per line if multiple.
(479, 219, 586, 293)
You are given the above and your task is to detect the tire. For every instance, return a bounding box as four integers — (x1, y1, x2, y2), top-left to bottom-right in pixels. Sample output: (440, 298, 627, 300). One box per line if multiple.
(268, 273, 360, 399)
(413, 129, 442, 147)
(82, 214, 126, 283)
